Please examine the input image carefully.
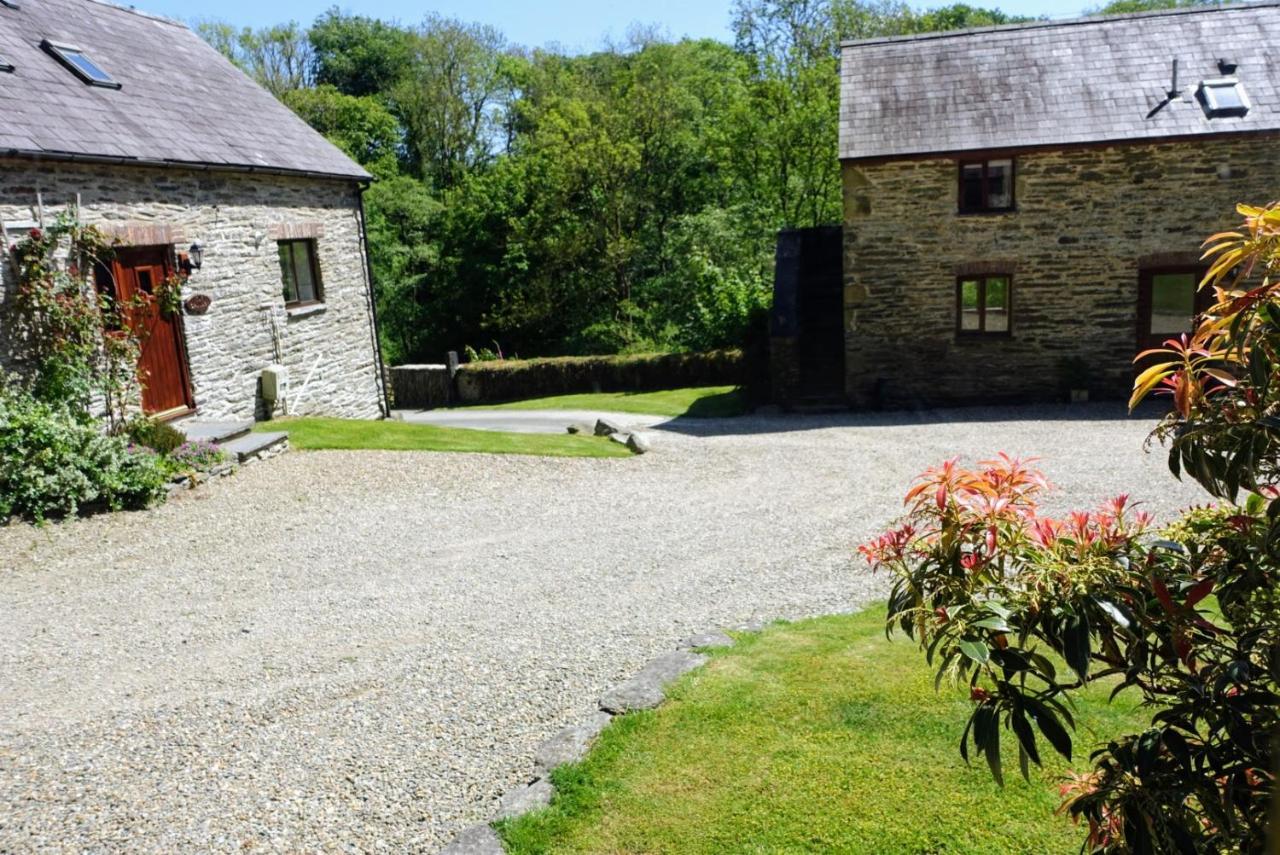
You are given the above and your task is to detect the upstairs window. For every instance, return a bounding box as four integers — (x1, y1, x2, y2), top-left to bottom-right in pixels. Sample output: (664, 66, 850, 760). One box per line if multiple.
(1198, 77, 1249, 119)
(959, 158, 1015, 214)
(42, 40, 120, 89)
(278, 240, 323, 307)
(957, 274, 1012, 336)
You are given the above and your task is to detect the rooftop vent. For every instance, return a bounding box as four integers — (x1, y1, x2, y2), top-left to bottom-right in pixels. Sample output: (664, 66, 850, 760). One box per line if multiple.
(1218, 58, 1238, 75)
(1199, 77, 1249, 119)
(0, 55, 11, 73)
(0, 1, 19, 9)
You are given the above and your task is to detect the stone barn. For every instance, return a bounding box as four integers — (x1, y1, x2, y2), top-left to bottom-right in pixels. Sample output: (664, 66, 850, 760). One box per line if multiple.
(832, 2, 1280, 408)
(0, 0, 385, 424)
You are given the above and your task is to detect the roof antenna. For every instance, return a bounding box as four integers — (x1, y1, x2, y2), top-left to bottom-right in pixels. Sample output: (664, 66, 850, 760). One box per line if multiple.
(1147, 57, 1181, 119)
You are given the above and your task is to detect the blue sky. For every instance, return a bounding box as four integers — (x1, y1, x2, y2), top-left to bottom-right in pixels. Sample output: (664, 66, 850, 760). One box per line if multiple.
(140, 0, 1096, 51)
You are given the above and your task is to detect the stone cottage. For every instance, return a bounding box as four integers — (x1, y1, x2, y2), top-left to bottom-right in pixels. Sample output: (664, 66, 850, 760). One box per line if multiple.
(0, 0, 385, 423)
(835, 2, 1280, 408)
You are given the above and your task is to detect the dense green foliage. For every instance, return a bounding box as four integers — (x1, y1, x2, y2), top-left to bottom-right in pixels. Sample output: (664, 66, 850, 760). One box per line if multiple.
(197, 1, 1041, 365)
(498, 607, 1149, 853)
(0, 385, 168, 522)
(862, 207, 1279, 853)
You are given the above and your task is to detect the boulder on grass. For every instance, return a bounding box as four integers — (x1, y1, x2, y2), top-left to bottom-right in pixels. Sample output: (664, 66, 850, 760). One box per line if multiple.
(626, 432, 652, 454)
(594, 418, 623, 437)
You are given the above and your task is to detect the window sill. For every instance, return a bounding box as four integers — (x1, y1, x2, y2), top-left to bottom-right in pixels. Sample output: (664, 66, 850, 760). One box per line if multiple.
(955, 332, 1013, 342)
(957, 208, 1017, 217)
(286, 302, 327, 319)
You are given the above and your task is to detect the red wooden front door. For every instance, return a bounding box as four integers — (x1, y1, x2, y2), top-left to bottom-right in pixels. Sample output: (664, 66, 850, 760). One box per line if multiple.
(107, 247, 195, 417)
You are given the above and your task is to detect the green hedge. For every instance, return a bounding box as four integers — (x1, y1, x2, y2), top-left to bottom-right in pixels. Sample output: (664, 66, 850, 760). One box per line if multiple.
(453, 350, 745, 405)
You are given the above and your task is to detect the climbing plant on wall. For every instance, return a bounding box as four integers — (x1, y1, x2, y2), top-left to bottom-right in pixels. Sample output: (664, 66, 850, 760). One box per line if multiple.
(6, 209, 147, 428)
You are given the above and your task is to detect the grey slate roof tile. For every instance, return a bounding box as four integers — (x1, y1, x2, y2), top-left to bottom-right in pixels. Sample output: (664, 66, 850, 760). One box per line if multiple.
(840, 2, 1280, 160)
(0, 0, 368, 180)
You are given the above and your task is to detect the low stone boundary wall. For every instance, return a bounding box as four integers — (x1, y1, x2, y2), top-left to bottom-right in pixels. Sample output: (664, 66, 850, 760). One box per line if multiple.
(390, 351, 745, 410)
(389, 364, 453, 410)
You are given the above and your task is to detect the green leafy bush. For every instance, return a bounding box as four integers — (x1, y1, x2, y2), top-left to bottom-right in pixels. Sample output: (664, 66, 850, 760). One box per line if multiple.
(125, 418, 188, 455)
(0, 384, 168, 523)
(861, 205, 1280, 854)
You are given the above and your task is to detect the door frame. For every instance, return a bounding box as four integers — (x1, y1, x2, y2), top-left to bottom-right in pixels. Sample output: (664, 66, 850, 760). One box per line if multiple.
(105, 245, 197, 420)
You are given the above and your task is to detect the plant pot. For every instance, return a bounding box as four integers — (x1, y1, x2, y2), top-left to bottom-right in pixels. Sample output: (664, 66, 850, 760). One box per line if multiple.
(1070, 389, 1089, 403)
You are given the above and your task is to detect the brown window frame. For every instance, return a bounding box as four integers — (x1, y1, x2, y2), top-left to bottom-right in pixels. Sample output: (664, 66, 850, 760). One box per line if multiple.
(278, 239, 324, 308)
(956, 274, 1013, 337)
(1137, 265, 1210, 348)
(958, 158, 1016, 214)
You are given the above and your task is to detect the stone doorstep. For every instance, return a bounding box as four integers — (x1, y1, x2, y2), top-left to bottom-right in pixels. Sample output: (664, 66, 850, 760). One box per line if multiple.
(171, 419, 254, 444)
(163, 435, 289, 498)
(438, 627, 744, 854)
(217, 431, 288, 463)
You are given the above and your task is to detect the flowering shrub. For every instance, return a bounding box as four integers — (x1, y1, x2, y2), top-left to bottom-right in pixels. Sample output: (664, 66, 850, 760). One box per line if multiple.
(0, 382, 168, 522)
(862, 204, 1280, 854)
(166, 440, 227, 473)
(7, 210, 143, 427)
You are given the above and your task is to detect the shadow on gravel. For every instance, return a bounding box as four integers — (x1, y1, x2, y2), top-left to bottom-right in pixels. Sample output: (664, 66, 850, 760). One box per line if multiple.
(654, 401, 1169, 438)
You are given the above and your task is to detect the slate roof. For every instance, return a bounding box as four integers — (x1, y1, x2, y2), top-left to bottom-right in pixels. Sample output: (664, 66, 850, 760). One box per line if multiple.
(0, 0, 369, 180)
(839, 1, 1280, 161)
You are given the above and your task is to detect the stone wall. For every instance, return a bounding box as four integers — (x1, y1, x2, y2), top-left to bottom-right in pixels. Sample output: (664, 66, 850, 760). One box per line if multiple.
(0, 158, 384, 421)
(841, 135, 1280, 408)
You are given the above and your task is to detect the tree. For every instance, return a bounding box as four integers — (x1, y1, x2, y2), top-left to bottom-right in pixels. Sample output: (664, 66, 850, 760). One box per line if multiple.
(861, 206, 1280, 853)
(393, 16, 511, 190)
(1090, 0, 1223, 14)
(364, 177, 443, 364)
(731, 0, 844, 227)
(281, 86, 402, 178)
(194, 20, 313, 96)
(309, 9, 416, 98)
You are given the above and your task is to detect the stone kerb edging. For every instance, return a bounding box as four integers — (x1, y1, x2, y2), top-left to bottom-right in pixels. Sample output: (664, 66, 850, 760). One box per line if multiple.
(439, 626, 751, 854)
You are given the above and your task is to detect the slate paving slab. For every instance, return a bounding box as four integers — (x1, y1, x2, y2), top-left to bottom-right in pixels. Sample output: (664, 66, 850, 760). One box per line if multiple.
(599, 651, 707, 714)
(534, 710, 615, 775)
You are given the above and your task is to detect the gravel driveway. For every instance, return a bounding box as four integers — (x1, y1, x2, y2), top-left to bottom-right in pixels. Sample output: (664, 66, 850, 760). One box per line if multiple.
(0, 404, 1207, 852)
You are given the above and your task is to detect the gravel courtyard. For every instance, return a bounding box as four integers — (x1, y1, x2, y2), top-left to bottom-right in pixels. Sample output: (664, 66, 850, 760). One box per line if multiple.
(0, 405, 1208, 852)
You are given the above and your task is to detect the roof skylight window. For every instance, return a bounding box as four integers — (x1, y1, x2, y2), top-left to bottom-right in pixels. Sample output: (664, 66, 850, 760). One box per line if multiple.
(0, 55, 12, 73)
(0, 1, 20, 9)
(1199, 77, 1249, 119)
(42, 40, 120, 89)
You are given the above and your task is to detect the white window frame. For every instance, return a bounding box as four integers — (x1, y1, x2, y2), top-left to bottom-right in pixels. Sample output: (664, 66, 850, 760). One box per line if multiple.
(1199, 77, 1250, 118)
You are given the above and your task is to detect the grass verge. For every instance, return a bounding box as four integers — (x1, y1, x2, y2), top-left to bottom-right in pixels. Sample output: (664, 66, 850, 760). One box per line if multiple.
(254, 418, 631, 458)
(472, 386, 746, 418)
(499, 606, 1145, 855)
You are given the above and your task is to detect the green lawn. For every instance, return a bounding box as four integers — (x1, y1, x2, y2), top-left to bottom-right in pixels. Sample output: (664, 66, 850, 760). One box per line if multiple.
(499, 606, 1146, 855)
(472, 386, 746, 418)
(254, 417, 631, 458)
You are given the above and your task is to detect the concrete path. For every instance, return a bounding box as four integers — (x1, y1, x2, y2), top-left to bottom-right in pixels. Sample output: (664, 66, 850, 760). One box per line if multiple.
(395, 407, 670, 434)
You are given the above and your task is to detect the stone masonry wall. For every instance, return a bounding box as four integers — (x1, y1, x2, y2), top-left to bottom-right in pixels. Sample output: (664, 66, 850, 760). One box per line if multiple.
(842, 135, 1280, 408)
(0, 159, 383, 421)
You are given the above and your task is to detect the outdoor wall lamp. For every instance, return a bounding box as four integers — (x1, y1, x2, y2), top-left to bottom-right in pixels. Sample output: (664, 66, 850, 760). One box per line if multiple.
(180, 241, 204, 274)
